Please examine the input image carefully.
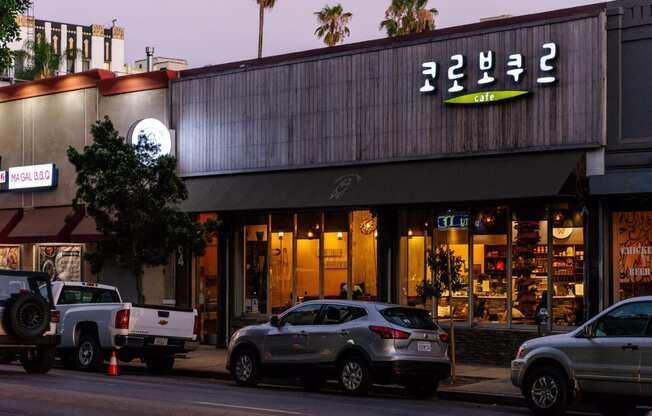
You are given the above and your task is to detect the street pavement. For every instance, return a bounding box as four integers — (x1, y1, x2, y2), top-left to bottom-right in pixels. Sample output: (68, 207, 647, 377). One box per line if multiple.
(0, 364, 535, 416)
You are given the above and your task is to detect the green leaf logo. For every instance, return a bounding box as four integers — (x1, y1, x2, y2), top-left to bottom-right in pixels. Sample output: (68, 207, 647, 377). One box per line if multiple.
(444, 90, 530, 105)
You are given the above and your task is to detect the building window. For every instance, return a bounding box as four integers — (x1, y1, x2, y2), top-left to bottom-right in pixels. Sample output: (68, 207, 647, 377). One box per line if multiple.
(270, 214, 293, 314)
(243, 218, 268, 314)
(472, 206, 508, 324)
(435, 210, 470, 322)
(296, 212, 321, 303)
(612, 211, 652, 301)
(511, 206, 549, 325)
(324, 212, 348, 299)
(399, 210, 431, 308)
(351, 210, 378, 301)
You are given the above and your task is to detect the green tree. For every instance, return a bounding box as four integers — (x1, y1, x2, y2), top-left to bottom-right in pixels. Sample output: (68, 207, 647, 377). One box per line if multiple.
(314, 4, 352, 47)
(380, 0, 438, 37)
(13, 38, 61, 80)
(67, 117, 219, 303)
(255, 0, 277, 59)
(0, 0, 31, 72)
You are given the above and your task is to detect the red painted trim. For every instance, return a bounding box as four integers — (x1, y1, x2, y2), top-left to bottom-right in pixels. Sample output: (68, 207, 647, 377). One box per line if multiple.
(57, 208, 85, 241)
(0, 69, 115, 103)
(0, 69, 176, 103)
(98, 70, 178, 97)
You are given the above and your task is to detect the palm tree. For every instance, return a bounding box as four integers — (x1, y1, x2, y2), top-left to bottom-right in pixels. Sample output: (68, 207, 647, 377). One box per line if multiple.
(13, 38, 61, 81)
(314, 4, 353, 47)
(380, 0, 438, 37)
(255, 0, 277, 59)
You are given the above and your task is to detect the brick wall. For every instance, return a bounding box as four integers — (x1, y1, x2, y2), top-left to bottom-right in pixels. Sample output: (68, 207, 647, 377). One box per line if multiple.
(449, 327, 542, 367)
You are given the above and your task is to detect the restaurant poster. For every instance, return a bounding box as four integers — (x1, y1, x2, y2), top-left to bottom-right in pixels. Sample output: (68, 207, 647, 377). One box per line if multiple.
(0, 246, 20, 270)
(613, 211, 652, 300)
(38, 245, 82, 282)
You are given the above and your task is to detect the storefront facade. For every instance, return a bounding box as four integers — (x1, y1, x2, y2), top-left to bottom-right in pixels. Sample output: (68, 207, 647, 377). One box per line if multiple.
(0, 69, 177, 303)
(173, 3, 610, 357)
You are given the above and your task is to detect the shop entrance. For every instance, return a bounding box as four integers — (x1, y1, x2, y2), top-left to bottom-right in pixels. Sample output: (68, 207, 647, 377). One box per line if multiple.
(195, 213, 220, 344)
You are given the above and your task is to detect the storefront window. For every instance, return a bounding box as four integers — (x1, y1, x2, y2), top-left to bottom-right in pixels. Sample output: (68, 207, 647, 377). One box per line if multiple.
(296, 212, 321, 303)
(435, 210, 469, 322)
(38, 244, 83, 281)
(511, 206, 548, 325)
(399, 210, 431, 308)
(472, 207, 508, 324)
(196, 213, 219, 343)
(613, 211, 652, 301)
(0, 246, 20, 270)
(270, 214, 293, 314)
(550, 207, 585, 326)
(351, 211, 378, 301)
(244, 219, 268, 314)
(324, 212, 348, 299)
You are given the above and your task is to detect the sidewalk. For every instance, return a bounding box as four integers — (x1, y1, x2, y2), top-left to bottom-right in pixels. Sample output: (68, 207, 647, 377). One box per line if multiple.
(127, 346, 523, 406)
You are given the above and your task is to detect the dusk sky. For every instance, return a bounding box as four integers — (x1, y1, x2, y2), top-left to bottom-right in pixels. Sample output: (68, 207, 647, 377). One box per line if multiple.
(36, 0, 606, 69)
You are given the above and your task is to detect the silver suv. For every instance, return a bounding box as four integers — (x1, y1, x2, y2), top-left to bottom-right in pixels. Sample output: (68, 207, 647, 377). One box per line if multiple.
(512, 296, 652, 416)
(227, 300, 450, 396)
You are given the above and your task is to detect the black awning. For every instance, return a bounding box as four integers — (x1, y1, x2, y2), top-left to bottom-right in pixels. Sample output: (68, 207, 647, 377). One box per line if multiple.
(590, 171, 652, 196)
(181, 151, 584, 212)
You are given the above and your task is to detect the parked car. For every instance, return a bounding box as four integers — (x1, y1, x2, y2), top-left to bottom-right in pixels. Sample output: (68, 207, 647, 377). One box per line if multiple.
(227, 300, 450, 396)
(512, 296, 652, 416)
(52, 281, 199, 373)
(0, 270, 60, 374)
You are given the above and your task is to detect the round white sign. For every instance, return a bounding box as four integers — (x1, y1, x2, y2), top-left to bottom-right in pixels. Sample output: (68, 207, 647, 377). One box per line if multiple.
(129, 118, 172, 156)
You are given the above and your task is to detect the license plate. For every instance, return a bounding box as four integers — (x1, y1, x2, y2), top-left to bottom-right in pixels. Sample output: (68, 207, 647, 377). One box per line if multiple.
(153, 337, 168, 346)
(417, 341, 432, 352)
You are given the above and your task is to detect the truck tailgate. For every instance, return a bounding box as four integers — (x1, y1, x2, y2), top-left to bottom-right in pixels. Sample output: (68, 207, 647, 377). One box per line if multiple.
(129, 306, 195, 339)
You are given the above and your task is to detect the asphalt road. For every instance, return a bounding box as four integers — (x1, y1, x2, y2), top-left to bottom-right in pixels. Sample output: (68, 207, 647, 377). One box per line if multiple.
(0, 364, 538, 416)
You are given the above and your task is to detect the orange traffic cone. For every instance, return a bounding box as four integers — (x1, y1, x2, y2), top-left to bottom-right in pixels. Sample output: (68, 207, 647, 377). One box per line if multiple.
(107, 351, 119, 376)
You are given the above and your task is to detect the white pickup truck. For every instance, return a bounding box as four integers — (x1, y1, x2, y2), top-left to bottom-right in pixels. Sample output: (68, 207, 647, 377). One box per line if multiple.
(52, 281, 198, 373)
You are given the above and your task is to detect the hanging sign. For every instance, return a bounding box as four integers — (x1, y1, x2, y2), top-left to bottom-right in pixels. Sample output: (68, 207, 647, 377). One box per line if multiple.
(437, 213, 469, 230)
(129, 118, 172, 157)
(419, 42, 558, 105)
(7, 163, 57, 191)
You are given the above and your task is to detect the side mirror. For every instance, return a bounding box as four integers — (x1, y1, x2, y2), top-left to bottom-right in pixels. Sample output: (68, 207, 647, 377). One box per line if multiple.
(581, 324, 595, 339)
(270, 315, 281, 327)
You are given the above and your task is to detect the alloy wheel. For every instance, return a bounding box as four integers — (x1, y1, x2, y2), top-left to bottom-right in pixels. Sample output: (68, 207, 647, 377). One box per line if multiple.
(530, 375, 559, 409)
(341, 361, 363, 391)
(78, 341, 94, 367)
(235, 354, 253, 382)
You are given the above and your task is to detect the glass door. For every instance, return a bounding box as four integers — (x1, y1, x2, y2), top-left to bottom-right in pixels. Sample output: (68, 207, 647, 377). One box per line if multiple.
(196, 213, 219, 344)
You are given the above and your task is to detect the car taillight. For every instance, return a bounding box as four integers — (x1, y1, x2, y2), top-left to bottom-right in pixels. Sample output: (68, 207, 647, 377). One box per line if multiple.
(193, 315, 200, 337)
(439, 332, 449, 343)
(369, 325, 410, 340)
(115, 309, 130, 329)
(50, 310, 60, 324)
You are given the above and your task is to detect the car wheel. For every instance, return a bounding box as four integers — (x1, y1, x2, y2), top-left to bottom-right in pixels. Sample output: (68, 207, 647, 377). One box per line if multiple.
(231, 348, 260, 387)
(21, 346, 56, 374)
(405, 378, 440, 398)
(146, 354, 175, 374)
(6, 293, 50, 341)
(596, 400, 637, 416)
(523, 367, 569, 416)
(339, 355, 373, 396)
(75, 334, 104, 372)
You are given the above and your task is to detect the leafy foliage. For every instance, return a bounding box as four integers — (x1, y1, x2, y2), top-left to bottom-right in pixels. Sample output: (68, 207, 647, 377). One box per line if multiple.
(0, 0, 31, 71)
(67, 117, 219, 302)
(14, 38, 62, 80)
(417, 245, 465, 302)
(314, 4, 352, 47)
(380, 0, 438, 37)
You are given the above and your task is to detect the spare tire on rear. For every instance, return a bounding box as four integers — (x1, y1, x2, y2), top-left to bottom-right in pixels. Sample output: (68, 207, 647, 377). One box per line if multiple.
(4, 293, 50, 341)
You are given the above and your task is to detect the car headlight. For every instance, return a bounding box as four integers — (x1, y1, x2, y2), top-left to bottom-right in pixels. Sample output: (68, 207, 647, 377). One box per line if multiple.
(516, 343, 528, 360)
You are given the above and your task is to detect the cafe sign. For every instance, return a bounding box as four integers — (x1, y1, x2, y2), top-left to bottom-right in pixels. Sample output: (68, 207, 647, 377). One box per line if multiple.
(419, 42, 558, 105)
(2, 163, 58, 191)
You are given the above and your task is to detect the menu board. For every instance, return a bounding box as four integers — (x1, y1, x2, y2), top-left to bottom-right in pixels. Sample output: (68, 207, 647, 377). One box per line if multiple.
(38, 245, 82, 282)
(613, 211, 652, 300)
(0, 246, 20, 270)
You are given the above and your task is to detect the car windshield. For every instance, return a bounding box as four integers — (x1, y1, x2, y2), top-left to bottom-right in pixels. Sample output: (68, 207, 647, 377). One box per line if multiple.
(381, 307, 439, 330)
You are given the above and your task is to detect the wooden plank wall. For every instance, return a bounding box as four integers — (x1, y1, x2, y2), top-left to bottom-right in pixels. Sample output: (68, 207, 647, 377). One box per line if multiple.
(172, 14, 605, 177)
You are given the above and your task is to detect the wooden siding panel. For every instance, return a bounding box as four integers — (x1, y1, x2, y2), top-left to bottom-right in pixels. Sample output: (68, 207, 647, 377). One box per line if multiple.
(172, 15, 605, 176)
